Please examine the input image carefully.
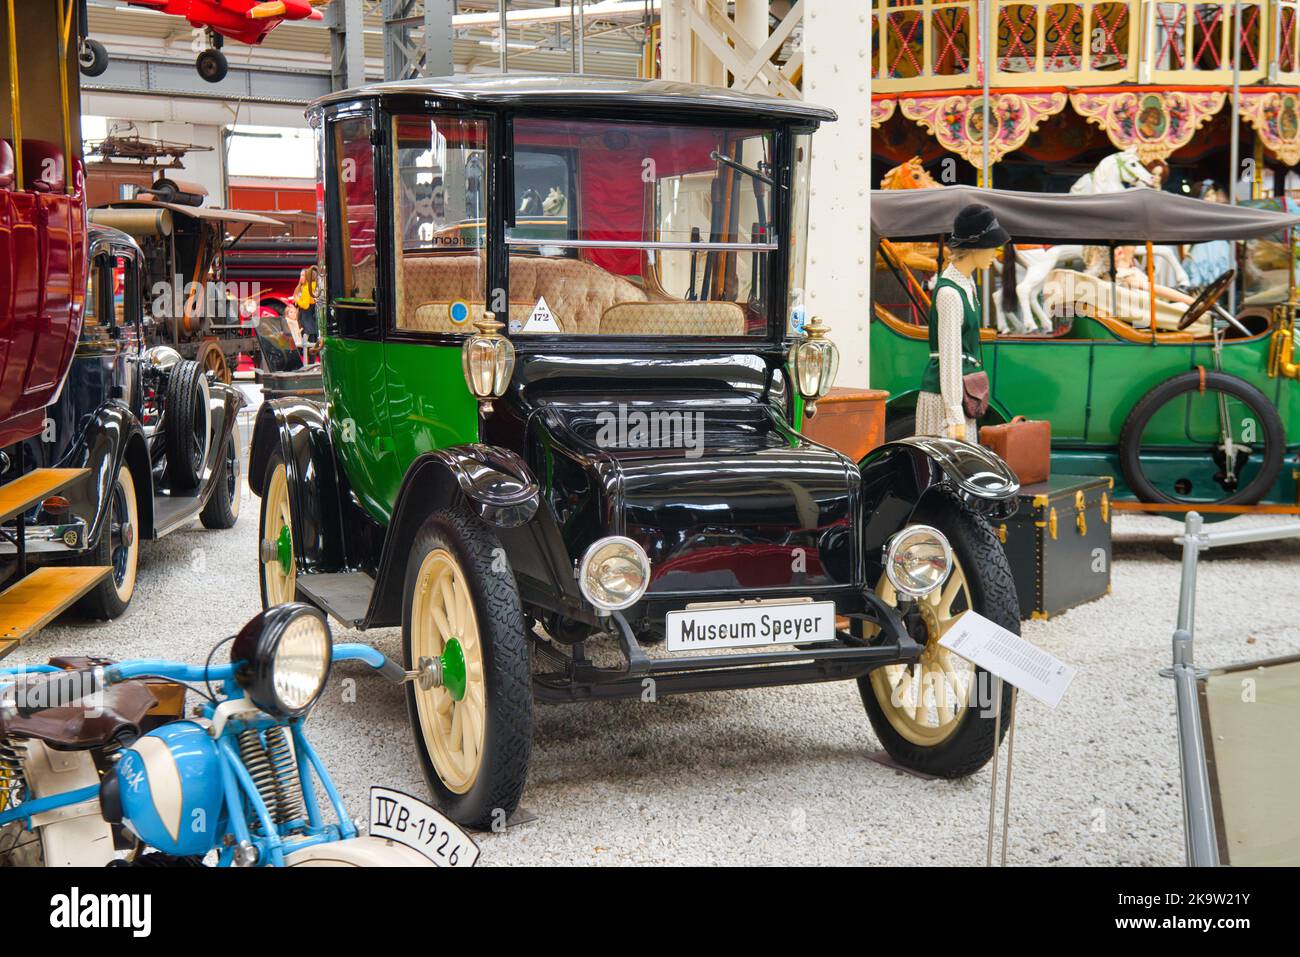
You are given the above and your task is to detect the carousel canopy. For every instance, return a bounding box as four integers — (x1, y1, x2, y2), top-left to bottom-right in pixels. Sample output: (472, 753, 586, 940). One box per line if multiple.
(871, 186, 1300, 244)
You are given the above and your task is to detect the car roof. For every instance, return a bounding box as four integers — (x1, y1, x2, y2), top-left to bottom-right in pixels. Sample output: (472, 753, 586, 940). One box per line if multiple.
(871, 185, 1300, 243)
(311, 74, 836, 124)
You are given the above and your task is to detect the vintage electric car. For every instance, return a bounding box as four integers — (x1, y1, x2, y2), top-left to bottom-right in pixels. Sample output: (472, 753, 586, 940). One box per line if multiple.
(249, 77, 1021, 828)
(870, 187, 1300, 509)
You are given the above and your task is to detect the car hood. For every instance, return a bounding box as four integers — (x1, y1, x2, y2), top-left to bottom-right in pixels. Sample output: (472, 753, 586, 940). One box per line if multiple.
(525, 399, 861, 596)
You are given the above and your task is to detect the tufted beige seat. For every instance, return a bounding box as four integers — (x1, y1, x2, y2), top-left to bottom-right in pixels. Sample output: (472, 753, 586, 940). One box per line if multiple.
(399, 253, 745, 336)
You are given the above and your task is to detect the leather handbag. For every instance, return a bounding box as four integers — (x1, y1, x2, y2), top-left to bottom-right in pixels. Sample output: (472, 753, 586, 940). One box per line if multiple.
(962, 371, 990, 419)
(979, 416, 1050, 485)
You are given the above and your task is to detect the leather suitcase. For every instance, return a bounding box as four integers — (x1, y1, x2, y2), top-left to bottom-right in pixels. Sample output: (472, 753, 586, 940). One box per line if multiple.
(801, 387, 889, 461)
(979, 416, 1050, 486)
(997, 474, 1113, 621)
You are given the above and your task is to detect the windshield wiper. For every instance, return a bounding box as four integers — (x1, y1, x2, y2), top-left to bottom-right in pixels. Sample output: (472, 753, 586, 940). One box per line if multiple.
(709, 150, 779, 189)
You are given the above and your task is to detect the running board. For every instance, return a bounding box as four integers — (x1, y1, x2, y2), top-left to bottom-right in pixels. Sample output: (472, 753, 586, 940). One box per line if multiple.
(295, 572, 375, 630)
(0, 566, 112, 659)
(0, 468, 90, 522)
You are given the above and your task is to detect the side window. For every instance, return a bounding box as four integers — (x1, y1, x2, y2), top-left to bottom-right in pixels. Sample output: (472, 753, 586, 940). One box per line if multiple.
(81, 253, 112, 346)
(328, 115, 378, 304)
(391, 113, 489, 334)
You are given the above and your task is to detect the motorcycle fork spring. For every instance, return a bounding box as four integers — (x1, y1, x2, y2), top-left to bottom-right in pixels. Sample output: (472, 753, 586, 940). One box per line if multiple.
(237, 727, 306, 828)
(0, 735, 27, 811)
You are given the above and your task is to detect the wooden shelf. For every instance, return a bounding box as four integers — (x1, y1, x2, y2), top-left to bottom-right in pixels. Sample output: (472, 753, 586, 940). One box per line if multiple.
(0, 468, 89, 523)
(0, 566, 112, 654)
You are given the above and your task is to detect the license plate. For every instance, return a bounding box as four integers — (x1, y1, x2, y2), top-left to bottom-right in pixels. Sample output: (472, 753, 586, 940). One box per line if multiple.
(664, 600, 837, 652)
(368, 786, 480, 867)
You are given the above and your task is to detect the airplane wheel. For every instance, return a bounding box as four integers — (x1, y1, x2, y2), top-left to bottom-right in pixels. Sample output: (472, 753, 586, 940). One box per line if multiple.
(197, 49, 228, 83)
(79, 38, 108, 77)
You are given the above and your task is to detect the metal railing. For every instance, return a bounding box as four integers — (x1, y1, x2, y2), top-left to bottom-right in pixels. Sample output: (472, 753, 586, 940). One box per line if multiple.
(871, 0, 1299, 93)
(1165, 510, 1300, 867)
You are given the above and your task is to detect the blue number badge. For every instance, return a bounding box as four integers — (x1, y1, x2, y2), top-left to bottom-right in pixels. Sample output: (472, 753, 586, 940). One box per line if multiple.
(448, 300, 471, 326)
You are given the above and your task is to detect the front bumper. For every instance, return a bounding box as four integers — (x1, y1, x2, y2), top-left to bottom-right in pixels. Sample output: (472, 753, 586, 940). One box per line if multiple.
(533, 589, 922, 702)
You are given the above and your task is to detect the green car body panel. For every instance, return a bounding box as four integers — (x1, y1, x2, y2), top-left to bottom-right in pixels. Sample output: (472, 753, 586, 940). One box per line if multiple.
(322, 335, 480, 524)
(870, 314, 1300, 504)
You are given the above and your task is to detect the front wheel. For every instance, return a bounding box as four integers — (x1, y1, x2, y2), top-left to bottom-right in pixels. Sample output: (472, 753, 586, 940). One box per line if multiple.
(75, 464, 140, 620)
(402, 507, 532, 830)
(860, 488, 1018, 778)
(258, 452, 295, 608)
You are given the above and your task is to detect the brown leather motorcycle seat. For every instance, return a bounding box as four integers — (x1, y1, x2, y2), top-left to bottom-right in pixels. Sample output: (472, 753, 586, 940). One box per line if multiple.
(1, 680, 158, 752)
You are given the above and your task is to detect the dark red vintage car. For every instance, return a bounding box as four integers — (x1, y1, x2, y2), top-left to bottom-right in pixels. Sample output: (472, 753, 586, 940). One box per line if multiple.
(0, 4, 86, 451)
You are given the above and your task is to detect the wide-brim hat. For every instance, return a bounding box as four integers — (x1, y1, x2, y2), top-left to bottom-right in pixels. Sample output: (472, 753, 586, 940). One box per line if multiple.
(949, 202, 1010, 249)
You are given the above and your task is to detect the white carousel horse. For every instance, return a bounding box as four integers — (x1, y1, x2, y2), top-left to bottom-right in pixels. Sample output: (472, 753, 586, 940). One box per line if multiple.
(990, 244, 1189, 334)
(1069, 148, 1157, 195)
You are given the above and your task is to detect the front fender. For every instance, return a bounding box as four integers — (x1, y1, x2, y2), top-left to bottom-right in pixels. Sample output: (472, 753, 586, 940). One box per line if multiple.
(55, 402, 150, 546)
(859, 437, 1019, 555)
(366, 445, 539, 628)
(248, 396, 346, 573)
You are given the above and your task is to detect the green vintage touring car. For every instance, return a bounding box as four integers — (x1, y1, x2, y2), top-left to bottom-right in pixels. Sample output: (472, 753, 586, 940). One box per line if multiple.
(870, 186, 1300, 509)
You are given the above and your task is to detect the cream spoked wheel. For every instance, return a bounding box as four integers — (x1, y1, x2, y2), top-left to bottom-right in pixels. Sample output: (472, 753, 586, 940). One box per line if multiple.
(402, 507, 532, 830)
(410, 548, 485, 794)
(858, 491, 1018, 778)
(867, 562, 976, 746)
(259, 456, 295, 607)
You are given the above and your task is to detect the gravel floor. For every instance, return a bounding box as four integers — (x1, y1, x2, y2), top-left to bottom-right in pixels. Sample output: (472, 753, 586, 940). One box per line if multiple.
(10, 398, 1300, 865)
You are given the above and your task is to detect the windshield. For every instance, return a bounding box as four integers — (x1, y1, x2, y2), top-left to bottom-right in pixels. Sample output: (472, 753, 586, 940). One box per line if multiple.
(505, 117, 777, 337)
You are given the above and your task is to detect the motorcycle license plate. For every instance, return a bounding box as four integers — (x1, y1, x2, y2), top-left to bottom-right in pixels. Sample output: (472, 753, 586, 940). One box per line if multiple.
(368, 786, 480, 867)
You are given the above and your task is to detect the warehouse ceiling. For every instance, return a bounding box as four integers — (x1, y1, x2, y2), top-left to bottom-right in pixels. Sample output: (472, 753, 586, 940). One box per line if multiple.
(86, 0, 655, 91)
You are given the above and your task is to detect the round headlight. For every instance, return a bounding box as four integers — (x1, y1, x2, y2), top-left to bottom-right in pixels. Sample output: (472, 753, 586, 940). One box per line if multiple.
(578, 536, 651, 612)
(232, 603, 332, 718)
(884, 525, 953, 598)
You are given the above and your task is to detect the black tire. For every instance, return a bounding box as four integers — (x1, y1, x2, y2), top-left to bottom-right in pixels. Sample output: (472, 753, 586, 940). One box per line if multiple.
(78, 38, 108, 77)
(76, 464, 140, 620)
(200, 430, 241, 530)
(196, 49, 228, 83)
(885, 410, 917, 443)
(1119, 370, 1284, 506)
(163, 360, 211, 492)
(402, 507, 532, 830)
(859, 488, 1017, 778)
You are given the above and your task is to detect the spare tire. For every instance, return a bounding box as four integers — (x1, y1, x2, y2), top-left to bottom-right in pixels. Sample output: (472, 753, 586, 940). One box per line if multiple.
(1119, 370, 1284, 506)
(164, 360, 212, 492)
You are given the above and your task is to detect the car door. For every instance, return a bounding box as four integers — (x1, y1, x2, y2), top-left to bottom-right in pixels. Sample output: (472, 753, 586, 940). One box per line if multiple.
(321, 108, 398, 522)
(987, 333, 1092, 442)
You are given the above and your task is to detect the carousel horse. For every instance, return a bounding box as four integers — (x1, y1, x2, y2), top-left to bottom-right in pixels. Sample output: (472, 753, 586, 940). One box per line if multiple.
(878, 157, 942, 273)
(1069, 149, 1188, 288)
(1069, 148, 1160, 195)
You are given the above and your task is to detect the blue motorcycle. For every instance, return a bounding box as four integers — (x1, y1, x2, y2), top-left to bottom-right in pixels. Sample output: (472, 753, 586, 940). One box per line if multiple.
(0, 603, 478, 867)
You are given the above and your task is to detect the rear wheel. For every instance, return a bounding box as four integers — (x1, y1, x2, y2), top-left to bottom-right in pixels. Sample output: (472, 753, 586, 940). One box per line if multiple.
(860, 489, 1017, 777)
(76, 465, 140, 620)
(163, 360, 211, 492)
(200, 430, 241, 530)
(403, 507, 532, 830)
(1119, 370, 1284, 506)
(258, 453, 295, 608)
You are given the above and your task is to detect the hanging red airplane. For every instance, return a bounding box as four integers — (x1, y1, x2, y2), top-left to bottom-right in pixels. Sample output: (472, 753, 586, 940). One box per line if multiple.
(80, 0, 330, 84)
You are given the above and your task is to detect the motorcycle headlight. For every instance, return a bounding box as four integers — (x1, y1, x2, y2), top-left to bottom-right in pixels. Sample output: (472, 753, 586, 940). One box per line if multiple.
(232, 603, 332, 718)
(579, 536, 651, 612)
(883, 525, 953, 598)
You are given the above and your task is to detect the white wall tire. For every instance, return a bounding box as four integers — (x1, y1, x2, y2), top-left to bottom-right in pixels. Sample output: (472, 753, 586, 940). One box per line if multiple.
(75, 464, 140, 619)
